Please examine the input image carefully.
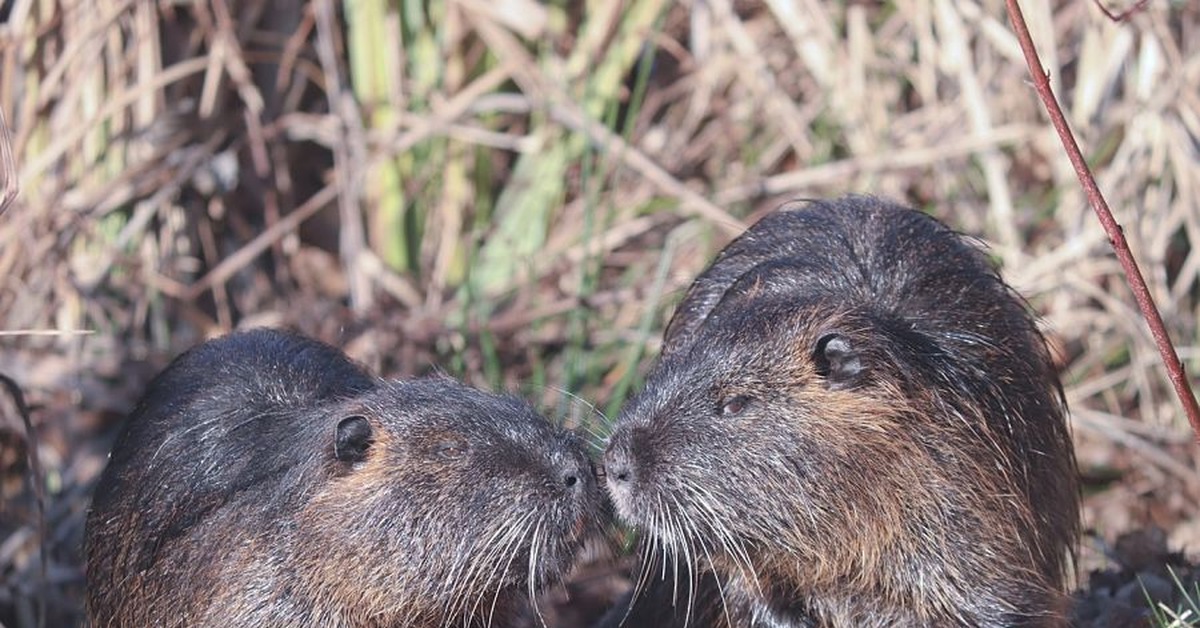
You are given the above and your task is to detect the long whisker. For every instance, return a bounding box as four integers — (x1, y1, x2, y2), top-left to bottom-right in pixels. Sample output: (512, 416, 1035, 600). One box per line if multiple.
(685, 480, 761, 596)
(478, 509, 537, 625)
(526, 518, 548, 628)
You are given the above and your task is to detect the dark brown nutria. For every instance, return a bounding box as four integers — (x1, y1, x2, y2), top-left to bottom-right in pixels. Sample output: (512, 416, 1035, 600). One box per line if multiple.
(602, 196, 1080, 627)
(85, 328, 602, 628)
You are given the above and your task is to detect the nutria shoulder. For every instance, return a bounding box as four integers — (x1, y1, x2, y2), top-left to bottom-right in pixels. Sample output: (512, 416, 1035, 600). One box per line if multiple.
(86, 328, 602, 628)
(604, 196, 1080, 627)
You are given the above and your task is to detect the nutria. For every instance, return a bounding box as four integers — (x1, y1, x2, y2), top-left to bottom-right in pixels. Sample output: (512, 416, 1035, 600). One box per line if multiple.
(85, 328, 602, 628)
(602, 196, 1080, 626)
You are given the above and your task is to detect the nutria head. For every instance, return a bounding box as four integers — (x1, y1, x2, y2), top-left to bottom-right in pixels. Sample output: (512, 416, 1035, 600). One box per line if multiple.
(84, 330, 603, 628)
(603, 198, 1079, 625)
(295, 378, 602, 626)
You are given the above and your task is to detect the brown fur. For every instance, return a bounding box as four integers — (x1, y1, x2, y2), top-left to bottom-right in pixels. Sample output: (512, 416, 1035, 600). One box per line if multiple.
(603, 197, 1080, 627)
(85, 329, 602, 627)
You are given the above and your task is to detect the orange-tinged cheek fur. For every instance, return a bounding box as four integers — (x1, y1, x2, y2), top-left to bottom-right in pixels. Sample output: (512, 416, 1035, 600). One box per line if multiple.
(764, 386, 926, 581)
(738, 381, 1034, 607)
(294, 427, 490, 623)
(684, 379, 975, 592)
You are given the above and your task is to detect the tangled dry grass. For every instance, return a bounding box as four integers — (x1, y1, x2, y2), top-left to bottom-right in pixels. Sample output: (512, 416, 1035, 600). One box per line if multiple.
(0, 0, 1198, 626)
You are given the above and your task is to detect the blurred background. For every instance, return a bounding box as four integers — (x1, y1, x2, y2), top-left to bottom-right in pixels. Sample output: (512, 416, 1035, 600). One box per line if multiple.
(0, 0, 1198, 625)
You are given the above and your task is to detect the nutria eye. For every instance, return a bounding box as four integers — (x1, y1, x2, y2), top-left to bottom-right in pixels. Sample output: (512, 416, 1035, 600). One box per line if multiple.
(720, 395, 751, 416)
(435, 437, 470, 460)
(335, 415, 373, 464)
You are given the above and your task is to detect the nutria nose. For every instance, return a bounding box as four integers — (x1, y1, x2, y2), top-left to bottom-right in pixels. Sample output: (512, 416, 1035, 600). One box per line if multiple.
(602, 447, 635, 488)
(556, 455, 589, 493)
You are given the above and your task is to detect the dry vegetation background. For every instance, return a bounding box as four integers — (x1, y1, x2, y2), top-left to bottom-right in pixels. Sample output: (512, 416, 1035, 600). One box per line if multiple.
(0, 0, 1198, 626)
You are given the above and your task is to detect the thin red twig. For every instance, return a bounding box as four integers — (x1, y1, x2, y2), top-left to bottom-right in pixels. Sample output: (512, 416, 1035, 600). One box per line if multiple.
(1003, 0, 1200, 446)
(1091, 0, 1151, 22)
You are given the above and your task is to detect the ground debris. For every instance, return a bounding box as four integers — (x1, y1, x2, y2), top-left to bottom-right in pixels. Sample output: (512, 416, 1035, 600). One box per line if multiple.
(1074, 527, 1200, 627)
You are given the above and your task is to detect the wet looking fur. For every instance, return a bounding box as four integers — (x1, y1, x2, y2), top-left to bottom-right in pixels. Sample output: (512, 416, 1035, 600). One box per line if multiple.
(603, 196, 1080, 627)
(85, 328, 603, 628)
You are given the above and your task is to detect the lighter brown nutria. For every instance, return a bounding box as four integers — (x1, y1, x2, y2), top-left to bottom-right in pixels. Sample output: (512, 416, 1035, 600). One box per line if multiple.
(602, 196, 1080, 627)
(85, 328, 602, 628)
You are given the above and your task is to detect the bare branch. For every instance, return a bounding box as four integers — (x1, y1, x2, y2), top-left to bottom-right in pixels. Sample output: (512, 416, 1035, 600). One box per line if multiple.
(1003, 0, 1200, 445)
(1091, 0, 1151, 22)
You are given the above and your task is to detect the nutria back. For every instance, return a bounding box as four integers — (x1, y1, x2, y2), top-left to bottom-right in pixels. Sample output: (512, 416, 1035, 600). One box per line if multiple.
(85, 328, 602, 628)
(604, 196, 1080, 626)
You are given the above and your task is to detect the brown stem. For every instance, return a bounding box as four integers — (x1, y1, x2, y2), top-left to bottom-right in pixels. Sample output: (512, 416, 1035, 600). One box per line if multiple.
(0, 106, 16, 216)
(1091, 0, 1150, 22)
(1003, 0, 1200, 445)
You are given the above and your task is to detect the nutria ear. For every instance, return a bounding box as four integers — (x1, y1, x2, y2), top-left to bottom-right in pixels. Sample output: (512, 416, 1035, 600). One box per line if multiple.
(335, 415, 373, 464)
(813, 333, 864, 390)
